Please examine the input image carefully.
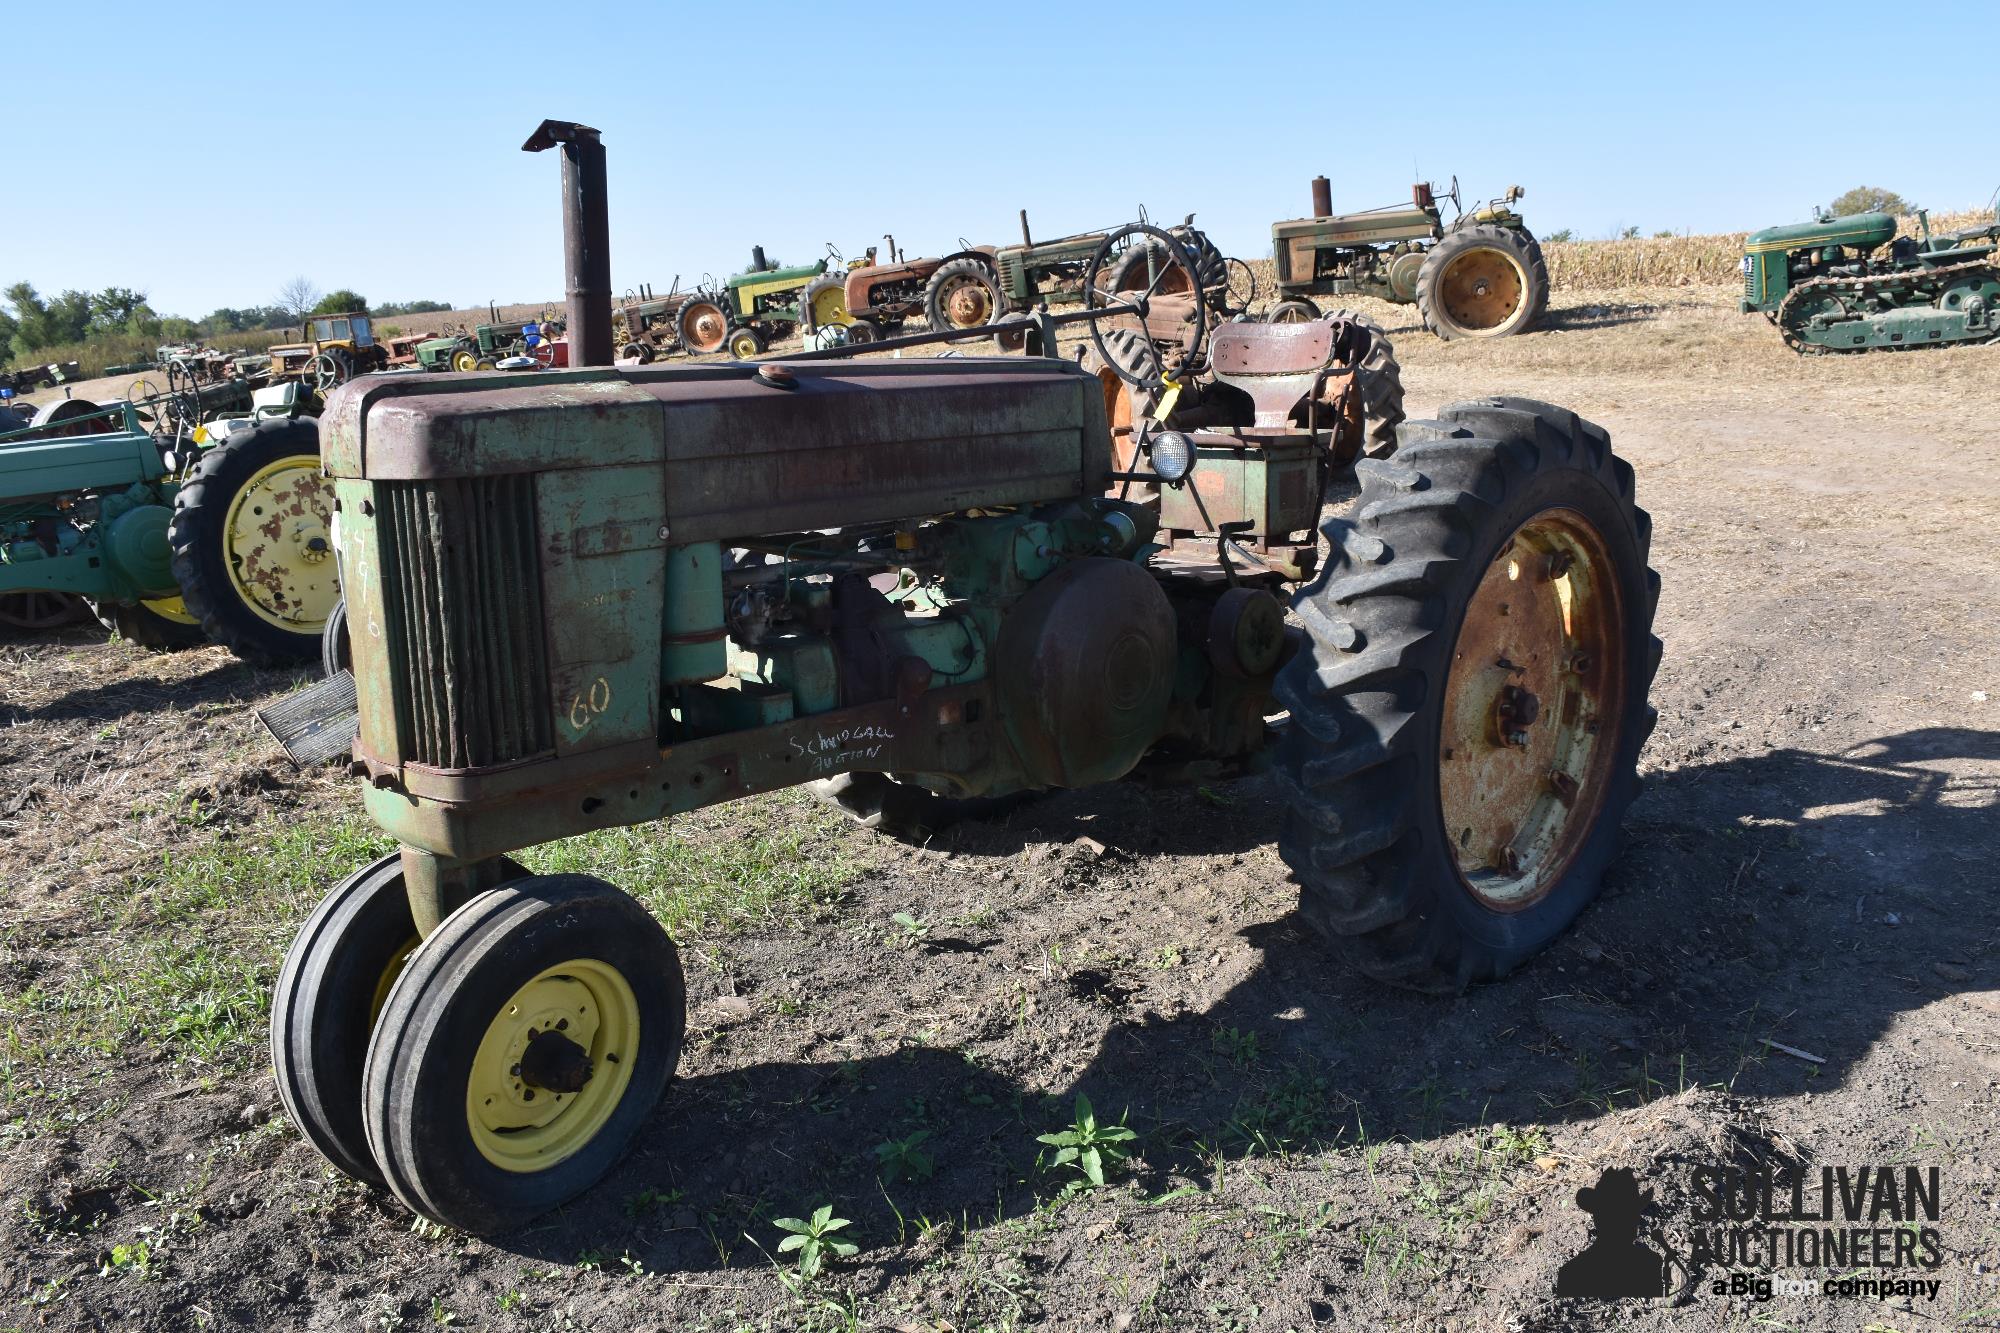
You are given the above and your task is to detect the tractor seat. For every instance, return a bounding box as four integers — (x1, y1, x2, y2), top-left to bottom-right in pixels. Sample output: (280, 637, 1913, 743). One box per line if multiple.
(1207, 319, 1368, 428)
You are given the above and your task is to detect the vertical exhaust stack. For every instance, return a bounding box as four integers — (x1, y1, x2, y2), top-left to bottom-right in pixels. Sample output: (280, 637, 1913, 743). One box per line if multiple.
(1311, 176, 1332, 218)
(522, 120, 612, 367)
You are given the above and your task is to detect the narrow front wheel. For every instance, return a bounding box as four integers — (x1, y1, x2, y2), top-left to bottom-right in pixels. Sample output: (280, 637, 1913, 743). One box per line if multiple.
(362, 875, 686, 1233)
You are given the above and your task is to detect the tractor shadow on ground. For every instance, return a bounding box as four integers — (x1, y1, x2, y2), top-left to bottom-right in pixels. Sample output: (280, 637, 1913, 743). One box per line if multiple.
(1537, 302, 1664, 334)
(493, 726, 1998, 1272)
(2, 656, 297, 726)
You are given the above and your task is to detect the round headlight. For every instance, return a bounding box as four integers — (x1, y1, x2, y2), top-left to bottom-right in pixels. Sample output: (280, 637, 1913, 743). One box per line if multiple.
(1147, 430, 1196, 484)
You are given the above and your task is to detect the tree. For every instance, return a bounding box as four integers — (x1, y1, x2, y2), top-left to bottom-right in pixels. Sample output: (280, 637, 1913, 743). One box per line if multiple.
(88, 287, 156, 337)
(5, 283, 92, 358)
(374, 298, 453, 317)
(1829, 186, 1910, 217)
(312, 289, 369, 316)
(277, 276, 321, 325)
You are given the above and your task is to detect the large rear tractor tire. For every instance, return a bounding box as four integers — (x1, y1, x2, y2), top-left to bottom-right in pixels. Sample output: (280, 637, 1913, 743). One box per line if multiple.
(678, 298, 731, 355)
(1274, 398, 1659, 991)
(1326, 310, 1407, 459)
(362, 875, 686, 1233)
(924, 258, 1005, 332)
(1415, 225, 1550, 340)
(168, 417, 336, 665)
(1078, 329, 1165, 469)
(0, 592, 90, 633)
(90, 596, 207, 651)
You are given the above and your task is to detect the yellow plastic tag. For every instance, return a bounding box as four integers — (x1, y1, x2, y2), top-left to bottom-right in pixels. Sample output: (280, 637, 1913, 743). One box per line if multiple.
(1153, 379, 1183, 424)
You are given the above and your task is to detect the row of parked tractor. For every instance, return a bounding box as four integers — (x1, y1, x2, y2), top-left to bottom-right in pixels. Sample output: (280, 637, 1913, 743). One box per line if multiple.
(616, 177, 1554, 362)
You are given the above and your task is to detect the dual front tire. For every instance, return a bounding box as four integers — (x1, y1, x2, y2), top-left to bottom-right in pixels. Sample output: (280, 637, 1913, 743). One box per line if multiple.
(273, 858, 686, 1233)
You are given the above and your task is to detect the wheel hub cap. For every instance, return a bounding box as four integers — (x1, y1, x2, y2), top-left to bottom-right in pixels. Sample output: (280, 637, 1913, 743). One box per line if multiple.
(467, 959, 639, 1172)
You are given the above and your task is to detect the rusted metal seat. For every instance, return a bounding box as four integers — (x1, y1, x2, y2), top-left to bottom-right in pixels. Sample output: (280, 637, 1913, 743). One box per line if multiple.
(1206, 319, 1359, 428)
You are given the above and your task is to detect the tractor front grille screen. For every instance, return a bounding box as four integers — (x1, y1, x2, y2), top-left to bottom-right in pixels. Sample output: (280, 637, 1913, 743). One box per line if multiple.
(376, 476, 553, 769)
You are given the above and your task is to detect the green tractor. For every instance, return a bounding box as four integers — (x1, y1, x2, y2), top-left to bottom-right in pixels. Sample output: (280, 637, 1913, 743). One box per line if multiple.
(415, 308, 567, 372)
(673, 247, 828, 358)
(0, 389, 336, 661)
(1740, 205, 2000, 353)
(917, 211, 1243, 344)
(1270, 176, 1550, 340)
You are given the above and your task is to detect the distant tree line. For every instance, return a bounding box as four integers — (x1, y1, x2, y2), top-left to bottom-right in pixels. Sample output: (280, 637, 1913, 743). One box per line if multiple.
(1, 276, 457, 370)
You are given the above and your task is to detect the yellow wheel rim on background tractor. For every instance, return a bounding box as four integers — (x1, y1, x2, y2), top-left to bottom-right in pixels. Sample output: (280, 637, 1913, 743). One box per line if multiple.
(451, 350, 479, 372)
(1438, 508, 1625, 912)
(222, 455, 339, 633)
(466, 958, 641, 1172)
(810, 286, 853, 329)
(142, 595, 199, 625)
(1436, 246, 1528, 333)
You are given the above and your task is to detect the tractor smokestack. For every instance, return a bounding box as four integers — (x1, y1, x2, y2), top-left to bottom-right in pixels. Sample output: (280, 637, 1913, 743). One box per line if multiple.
(752, 245, 769, 271)
(1311, 176, 1332, 218)
(522, 119, 613, 367)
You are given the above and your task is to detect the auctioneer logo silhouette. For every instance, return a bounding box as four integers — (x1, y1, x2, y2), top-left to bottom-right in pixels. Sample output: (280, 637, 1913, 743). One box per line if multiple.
(1556, 1168, 1668, 1299)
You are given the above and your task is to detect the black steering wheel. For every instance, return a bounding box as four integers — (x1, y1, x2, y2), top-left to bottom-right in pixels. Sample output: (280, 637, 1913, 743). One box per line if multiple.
(1082, 223, 1209, 390)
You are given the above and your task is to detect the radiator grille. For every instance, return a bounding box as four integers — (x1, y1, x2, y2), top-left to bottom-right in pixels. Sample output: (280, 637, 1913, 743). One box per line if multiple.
(376, 476, 553, 768)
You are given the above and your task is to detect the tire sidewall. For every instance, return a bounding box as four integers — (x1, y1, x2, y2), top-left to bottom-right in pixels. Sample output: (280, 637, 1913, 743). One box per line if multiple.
(271, 851, 412, 1184)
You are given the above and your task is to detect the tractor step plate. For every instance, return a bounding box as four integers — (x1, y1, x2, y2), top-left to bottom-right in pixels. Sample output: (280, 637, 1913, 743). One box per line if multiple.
(257, 670, 359, 768)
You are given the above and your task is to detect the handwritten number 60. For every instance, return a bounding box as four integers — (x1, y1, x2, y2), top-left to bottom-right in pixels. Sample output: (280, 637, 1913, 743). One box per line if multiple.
(568, 676, 613, 731)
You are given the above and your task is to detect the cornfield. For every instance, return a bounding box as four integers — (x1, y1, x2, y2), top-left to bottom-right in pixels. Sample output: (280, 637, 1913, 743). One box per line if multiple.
(1246, 209, 1993, 294)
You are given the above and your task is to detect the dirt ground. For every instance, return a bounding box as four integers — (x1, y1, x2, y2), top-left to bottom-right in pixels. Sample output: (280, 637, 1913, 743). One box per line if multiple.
(2, 286, 1997, 1332)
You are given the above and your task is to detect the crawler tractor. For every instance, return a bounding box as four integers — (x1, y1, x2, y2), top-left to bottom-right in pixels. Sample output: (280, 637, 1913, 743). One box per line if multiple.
(1272, 176, 1550, 340)
(270, 126, 1661, 1236)
(1740, 205, 2000, 353)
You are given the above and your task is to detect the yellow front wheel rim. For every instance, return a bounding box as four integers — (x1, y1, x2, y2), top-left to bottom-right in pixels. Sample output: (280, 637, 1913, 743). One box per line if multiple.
(370, 936, 421, 1027)
(142, 594, 198, 625)
(466, 958, 640, 1172)
(223, 455, 338, 633)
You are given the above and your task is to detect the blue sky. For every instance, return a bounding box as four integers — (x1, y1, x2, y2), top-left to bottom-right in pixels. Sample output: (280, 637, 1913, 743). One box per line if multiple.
(6, 0, 1994, 318)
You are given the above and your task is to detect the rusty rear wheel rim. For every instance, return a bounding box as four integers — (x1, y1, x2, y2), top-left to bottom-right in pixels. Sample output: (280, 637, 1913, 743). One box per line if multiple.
(1439, 246, 1527, 333)
(681, 301, 728, 354)
(1439, 506, 1625, 912)
(940, 276, 994, 328)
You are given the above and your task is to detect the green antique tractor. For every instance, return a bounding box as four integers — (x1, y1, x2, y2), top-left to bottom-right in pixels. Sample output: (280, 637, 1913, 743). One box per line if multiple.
(1271, 176, 1550, 340)
(673, 247, 828, 358)
(915, 211, 1242, 344)
(1740, 205, 2000, 353)
(280, 368, 1660, 1236)
(415, 307, 568, 372)
(271, 153, 1662, 1232)
(0, 390, 336, 661)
